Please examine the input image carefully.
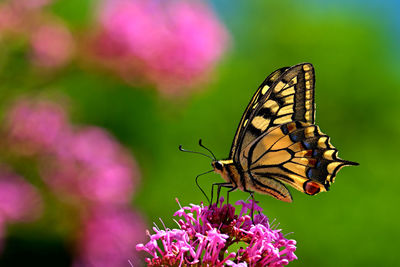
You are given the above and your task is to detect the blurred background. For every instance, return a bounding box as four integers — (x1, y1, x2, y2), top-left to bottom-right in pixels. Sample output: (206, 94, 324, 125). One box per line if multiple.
(0, 0, 398, 266)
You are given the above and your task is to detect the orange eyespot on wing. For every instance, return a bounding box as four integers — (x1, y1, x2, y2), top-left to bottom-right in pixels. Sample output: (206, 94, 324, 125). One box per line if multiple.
(304, 180, 321, 195)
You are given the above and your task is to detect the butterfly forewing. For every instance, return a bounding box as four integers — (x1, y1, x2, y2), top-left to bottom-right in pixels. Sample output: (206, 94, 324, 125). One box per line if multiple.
(232, 63, 315, 163)
(229, 67, 289, 159)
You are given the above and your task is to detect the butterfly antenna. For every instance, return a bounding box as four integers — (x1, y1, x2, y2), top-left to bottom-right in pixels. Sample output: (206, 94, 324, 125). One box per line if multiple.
(198, 139, 216, 160)
(179, 145, 215, 160)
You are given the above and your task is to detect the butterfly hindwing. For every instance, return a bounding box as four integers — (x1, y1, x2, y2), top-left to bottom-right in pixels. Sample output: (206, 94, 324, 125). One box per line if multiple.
(245, 171, 292, 202)
(231, 63, 315, 163)
(240, 121, 358, 202)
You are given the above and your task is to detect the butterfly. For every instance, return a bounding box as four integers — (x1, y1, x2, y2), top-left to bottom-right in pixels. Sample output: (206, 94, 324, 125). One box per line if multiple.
(210, 63, 358, 202)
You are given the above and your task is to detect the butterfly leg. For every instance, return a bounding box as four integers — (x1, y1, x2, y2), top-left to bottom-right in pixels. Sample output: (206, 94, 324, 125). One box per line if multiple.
(210, 182, 231, 207)
(218, 185, 236, 223)
(218, 184, 233, 208)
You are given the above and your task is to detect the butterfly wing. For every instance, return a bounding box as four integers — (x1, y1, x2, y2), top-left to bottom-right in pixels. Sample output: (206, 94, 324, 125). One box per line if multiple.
(230, 63, 315, 163)
(240, 121, 358, 202)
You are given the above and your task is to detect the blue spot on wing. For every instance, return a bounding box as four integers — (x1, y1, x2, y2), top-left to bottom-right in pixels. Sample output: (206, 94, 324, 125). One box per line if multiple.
(281, 124, 289, 135)
(315, 160, 322, 168)
(289, 131, 305, 142)
(302, 140, 312, 149)
(306, 168, 315, 179)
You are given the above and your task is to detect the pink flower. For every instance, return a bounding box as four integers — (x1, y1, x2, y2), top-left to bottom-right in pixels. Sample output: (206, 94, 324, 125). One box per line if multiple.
(0, 3, 20, 32)
(0, 169, 42, 222)
(0, 0, 49, 33)
(89, 0, 229, 94)
(2, 98, 146, 265)
(74, 207, 147, 267)
(30, 21, 74, 68)
(5, 99, 139, 205)
(62, 127, 127, 167)
(11, 0, 52, 10)
(137, 198, 297, 266)
(0, 0, 73, 68)
(0, 168, 43, 253)
(5, 99, 70, 155)
(43, 127, 138, 205)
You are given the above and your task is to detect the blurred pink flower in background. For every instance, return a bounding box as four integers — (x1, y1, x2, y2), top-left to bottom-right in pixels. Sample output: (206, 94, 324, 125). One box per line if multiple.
(0, 4, 20, 32)
(74, 207, 147, 267)
(44, 127, 138, 205)
(0, 169, 42, 223)
(5, 99, 70, 155)
(12, 0, 52, 10)
(88, 0, 229, 95)
(0, 169, 43, 252)
(6, 99, 139, 205)
(30, 22, 75, 68)
(0, 0, 74, 69)
(3, 98, 146, 265)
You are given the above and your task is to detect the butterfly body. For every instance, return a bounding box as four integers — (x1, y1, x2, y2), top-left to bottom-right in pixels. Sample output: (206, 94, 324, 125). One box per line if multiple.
(212, 63, 358, 202)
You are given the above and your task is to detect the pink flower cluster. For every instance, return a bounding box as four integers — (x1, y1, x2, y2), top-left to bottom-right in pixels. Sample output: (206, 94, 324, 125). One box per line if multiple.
(87, 0, 229, 95)
(0, 0, 229, 95)
(0, 169, 42, 252)
(0, 0, 74, 68)
(137, 197, 297, 266)
(6, 99, 138, 205)
(74, 207, 147, 267)
(3, 98, 146, 266)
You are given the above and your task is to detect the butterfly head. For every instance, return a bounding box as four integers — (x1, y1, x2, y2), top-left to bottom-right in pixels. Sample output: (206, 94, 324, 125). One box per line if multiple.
(211, 159, 235, 184)
(212, 160, 224, 174)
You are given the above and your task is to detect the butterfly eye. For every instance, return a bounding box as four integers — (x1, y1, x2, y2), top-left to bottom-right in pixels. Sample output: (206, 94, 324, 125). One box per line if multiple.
(214, 161, 223, 171)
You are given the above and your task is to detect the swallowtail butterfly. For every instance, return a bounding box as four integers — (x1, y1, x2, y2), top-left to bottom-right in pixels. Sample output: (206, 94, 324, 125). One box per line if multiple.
(211, 63, 358, 202)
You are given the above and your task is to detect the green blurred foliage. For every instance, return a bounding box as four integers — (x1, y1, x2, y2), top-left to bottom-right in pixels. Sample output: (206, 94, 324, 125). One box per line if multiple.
(0, 0, 399, 266)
